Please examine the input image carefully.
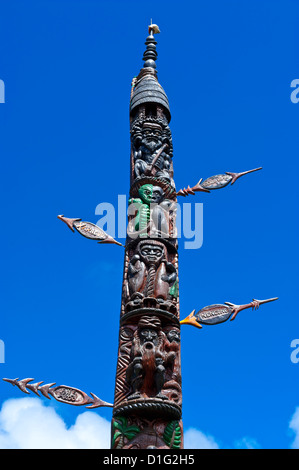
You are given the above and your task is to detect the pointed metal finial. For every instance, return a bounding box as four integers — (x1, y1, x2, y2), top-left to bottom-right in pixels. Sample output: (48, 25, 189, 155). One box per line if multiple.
(142, 22, 160, 69)
(148, 20, 160, 35)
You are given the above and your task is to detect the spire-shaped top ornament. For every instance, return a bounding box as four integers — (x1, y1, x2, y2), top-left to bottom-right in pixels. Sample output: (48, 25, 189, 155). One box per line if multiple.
(130, 22, 171, 120)
(142, 21, 160, 69)
(148, 20, 160, 35)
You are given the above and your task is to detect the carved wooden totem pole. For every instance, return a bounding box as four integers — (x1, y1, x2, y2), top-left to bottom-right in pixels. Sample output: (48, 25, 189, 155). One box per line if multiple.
(3, 23, 278, 450)
(111, 25, 183, 450)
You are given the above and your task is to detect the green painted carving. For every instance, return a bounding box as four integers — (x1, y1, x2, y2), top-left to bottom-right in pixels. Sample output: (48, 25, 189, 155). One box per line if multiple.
(138, 184, 154, 204)
(169, 278, 179, 298)
(129, 184, 153, 235)
(163, 420, 181, 449)
(112, 416, 140, 449)
(129, 184, 166, 237)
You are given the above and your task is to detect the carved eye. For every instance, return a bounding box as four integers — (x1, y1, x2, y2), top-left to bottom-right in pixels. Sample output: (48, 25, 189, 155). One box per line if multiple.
(170, 392, 179, 402)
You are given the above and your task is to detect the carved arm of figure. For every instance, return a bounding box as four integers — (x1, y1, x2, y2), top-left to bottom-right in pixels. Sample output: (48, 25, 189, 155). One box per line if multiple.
(155, 357, 167, 399)
(164, 350, 176, 366)
(161, 262, 177, 285)
(134, 147, 153, 178)
(134, 149, 142, 163)
(128, 198, 150, 233)
(128, 254, 141, 275)
(133, 149, 145, 178)
(128, 197, 143, 210)
(126, 356, 144, 400)
(163, 153, 171, 171)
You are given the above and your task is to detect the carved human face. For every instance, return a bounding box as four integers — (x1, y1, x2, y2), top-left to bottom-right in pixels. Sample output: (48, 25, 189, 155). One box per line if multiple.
(139, 184, 164, 204)
(142, 125, 162, 147)
(151, 186, 164, 203)
(139, 328, 159, 347)
(167, 329, 180, 343)
(140, 244, 164, 264)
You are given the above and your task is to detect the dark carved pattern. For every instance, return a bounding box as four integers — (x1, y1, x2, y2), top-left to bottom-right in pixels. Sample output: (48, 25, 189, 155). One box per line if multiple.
(121, 251, 130, 317)
(114, 327, 134, 407)
(54, 387, 80, 403)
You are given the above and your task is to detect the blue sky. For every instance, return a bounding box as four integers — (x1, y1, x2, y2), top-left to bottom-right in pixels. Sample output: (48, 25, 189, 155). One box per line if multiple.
(0, 0, 298, 449)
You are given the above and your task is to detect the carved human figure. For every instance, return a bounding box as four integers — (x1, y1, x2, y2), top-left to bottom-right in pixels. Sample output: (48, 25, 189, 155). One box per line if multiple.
(126, 316, 177, 401)
(126, 241, 177, 311)
(128, 184, 172, 237)
(163, 328, 182, 403)
(131, 118, 173, 184)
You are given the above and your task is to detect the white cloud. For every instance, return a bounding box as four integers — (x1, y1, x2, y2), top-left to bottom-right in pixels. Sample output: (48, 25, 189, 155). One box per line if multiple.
(184, 428, 219, 449)
(234, 437, 260, 449)
(289, 407, 299, 449)
(0, 398, 110, 449)
(1, 398, 299, 449)
(0, 398, 221, 450)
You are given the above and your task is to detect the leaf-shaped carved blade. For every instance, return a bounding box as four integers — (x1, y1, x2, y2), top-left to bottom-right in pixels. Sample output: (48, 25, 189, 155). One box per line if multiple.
(2, 377, 113, 409)
(176, 167, 262, 196)
(74, 221, 110, 241)
(201, 168, 262, 189)
(50, 385, 113, 408)
(194, 304, 233, 325)
(201, 174, 232, 190)
(180, 305, 232, 328)
(180, 297, 278, 328)
(57, 215, 123, 246)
